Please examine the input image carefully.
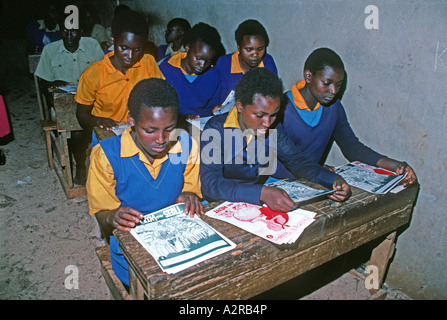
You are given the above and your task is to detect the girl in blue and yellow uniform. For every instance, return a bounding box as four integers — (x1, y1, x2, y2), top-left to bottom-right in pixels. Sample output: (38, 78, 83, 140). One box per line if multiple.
(87, 78, 203, 288)
(159, 23, 224, 121)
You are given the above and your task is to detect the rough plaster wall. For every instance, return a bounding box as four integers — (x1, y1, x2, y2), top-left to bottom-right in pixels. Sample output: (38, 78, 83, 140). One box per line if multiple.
(133, 0, 446, 299)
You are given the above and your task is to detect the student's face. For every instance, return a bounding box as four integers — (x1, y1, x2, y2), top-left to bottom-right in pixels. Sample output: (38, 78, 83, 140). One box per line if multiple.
(113, 32, 146, 69)
(237, 35, 266, 69)
(305, 65, 345, 105)
(184, 41, 216, 74)
(61, 28, 82, 52)
(236, 94, 280, 135)
(165, 25, 183, 43)
(129, 107, 178, 162)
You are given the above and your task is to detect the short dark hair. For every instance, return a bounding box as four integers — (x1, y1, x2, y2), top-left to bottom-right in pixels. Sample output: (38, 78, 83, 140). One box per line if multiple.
(183, 22, 223, 53)
(112, 10, 148, 40)
(235, 19, 270, 47)
(167, 18, 191, 32)
(304, 47, 345, 74)
(182, 22, 225, 63)
(127, 78, 179, 121)
(235, 68, 284, 106)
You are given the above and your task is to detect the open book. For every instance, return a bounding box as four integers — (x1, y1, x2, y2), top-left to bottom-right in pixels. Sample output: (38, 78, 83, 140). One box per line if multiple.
(187, 90, 236, 131)
(206, 202, 316, 245)
(265, 179, 335, 205)
(336, 161, 407, 194)
(130, 203, 236, 274)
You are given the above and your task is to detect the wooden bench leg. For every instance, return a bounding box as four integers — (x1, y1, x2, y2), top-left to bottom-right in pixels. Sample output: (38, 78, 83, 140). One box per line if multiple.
(367, 231, 397, 295)
(41, 120, 57, 170)
(95, 246, 133, 300)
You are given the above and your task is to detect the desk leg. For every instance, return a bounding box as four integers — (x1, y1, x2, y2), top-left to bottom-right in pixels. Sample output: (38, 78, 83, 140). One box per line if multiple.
(60, 131, 73, 188)
(367, 231, 396, 295)
(129, 267, 145, 300)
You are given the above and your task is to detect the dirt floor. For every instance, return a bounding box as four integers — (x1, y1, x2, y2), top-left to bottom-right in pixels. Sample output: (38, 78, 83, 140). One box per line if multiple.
(0, 74, 412, 300)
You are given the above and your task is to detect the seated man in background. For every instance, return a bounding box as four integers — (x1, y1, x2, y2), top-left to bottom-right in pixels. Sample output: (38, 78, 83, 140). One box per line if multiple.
(87, 78, 203, 289)
(278, 47, 417, 187)
(200, 68, 351, 213)
(75, 10, 164, 184)
(35, 19, 104, 185)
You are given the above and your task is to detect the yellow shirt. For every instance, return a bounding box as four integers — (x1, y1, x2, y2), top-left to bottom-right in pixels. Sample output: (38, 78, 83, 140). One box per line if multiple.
(87, 128, 201, 215)
(223, 105, 254, 144)
(75, 52, 164, 122)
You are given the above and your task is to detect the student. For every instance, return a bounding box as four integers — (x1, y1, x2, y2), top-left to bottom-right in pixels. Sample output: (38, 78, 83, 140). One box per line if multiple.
(214, 19, 278, 104)
(87, 78, 203, 288)
(156, 18, 191, 62)
(277, 47, 417, 186)
(26, 1, 61, 54)
(75, 10, 164, 184)
(79, 5, 110, 50)
(35, 21, 104, 185)
(200, 68, 351, 213)
(159, 22, 224, 120)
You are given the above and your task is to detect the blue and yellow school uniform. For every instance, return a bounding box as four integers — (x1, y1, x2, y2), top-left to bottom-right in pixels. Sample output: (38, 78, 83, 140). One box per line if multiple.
(158, 52, 221, 117)
(87, 128, 201, 286)
(275, 80, 384, 179)
(214, 51, 278, 104)
(200, 106, 338, 205)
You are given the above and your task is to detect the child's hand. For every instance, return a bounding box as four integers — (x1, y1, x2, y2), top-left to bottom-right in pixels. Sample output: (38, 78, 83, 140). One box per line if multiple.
(396, 162, 417, 187)
(260, 186, 298, 212)
(328, 176, 352, 202)
(111, 207, 143, 232)
(176, 192, 204, 217)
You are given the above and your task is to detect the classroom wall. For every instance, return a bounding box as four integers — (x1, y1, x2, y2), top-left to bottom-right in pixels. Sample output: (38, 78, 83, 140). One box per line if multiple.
(132, 0, 447, 299)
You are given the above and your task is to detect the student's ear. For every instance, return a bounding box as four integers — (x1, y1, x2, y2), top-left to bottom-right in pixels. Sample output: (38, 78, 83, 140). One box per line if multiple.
(303, 69, 312, 84)
(235, 100, 244, 113)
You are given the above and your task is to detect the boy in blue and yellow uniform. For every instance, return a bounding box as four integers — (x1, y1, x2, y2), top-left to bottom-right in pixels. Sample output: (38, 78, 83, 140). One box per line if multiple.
(278, 48, 417, 187)
(87, 78, 203, 288)
(214, 19, 278, 104)
(159, 22, 224, 121)
(200, 68, 351, 213)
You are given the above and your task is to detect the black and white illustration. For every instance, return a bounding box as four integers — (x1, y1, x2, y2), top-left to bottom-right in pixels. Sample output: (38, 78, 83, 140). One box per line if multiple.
(131, 203, 235, 274)
(336, 161, 407, 194)
(266, 179, 334, 202)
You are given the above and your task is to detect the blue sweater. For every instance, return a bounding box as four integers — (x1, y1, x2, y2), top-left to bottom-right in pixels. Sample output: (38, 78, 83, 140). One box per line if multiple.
(275, 94, 384, 179)
(214, 52, 278, 104)
(200, 112, 338, 205)
(159, 57, 221, 117)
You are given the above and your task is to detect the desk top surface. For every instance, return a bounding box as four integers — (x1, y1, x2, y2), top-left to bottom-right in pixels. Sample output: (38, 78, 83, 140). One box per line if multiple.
(49, 88, 82, 131)
(114, 181, 419, 299)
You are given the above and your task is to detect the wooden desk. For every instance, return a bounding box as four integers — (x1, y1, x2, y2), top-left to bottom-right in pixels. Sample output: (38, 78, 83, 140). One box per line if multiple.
(42, 88, 86, 198)
(114, 182, 419, 300)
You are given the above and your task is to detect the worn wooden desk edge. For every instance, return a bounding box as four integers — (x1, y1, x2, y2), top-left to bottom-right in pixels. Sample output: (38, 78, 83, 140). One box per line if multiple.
(115, 184, 419, 300)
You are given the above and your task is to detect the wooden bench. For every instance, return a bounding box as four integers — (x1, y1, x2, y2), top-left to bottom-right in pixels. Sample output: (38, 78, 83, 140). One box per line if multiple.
(95, 245, 133, 300)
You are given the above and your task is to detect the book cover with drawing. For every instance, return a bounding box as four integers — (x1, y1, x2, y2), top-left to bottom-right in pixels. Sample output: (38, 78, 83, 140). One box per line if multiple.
(130, 203, 236, 274)
(265, 179, 335, 204)
(206, 202, 316, 245)
(336, 161, 407, 194)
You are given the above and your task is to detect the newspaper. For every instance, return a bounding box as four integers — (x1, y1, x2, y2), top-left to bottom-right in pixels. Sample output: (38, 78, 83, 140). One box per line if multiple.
(265, 179, 335, 204)
(206, 201, 316, 245)
(130, 203, 236, 274)
(336, 161, 407, 194)
(187, 90, 236, 131)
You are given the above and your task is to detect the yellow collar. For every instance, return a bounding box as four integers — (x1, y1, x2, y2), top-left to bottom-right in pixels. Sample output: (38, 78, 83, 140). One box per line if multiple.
(168, 52, 192, 75)
(291, 80, 320, 111)
(223, 105, 254, 144)
(230, 51, 265, 74)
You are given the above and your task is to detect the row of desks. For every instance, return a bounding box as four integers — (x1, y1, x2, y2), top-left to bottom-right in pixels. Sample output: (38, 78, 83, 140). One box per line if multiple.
(35, 85, 419, 300)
